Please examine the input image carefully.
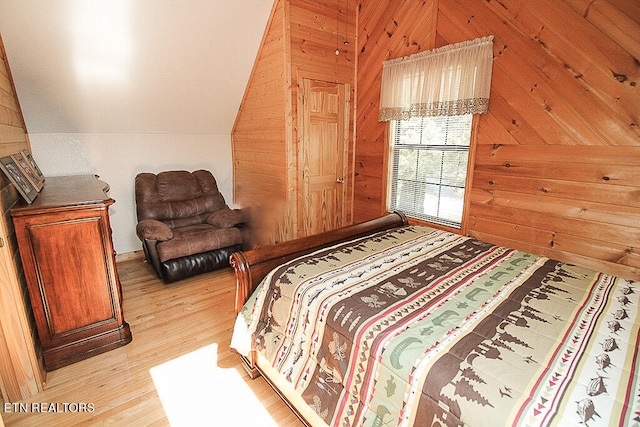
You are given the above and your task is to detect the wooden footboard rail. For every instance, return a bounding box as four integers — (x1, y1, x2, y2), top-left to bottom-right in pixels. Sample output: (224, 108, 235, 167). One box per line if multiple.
(229, 211, 407, 315)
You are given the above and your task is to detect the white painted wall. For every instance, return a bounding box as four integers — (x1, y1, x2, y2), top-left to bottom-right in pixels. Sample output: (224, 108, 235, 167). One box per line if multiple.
(0, 1, 272, 134)
(30, 133, 235, 255)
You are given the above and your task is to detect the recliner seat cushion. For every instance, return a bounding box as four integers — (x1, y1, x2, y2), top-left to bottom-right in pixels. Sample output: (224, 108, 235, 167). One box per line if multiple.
(156, 224, 242, 262)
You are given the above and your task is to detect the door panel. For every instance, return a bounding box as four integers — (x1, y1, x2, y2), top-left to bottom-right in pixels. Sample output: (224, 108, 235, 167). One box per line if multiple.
(300, 79, 349, 237)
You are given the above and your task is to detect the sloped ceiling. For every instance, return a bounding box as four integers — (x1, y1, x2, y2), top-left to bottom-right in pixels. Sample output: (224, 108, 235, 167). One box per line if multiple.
(0, 0, 272, 134)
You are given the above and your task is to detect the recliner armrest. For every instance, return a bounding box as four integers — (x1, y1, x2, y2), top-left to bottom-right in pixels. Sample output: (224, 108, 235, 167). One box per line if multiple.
(206, 207, 244, 229)
(136, 219, 173, 241)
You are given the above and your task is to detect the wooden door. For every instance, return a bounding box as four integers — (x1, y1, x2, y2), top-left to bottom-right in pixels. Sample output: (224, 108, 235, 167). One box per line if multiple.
(299, 79, 350, 237)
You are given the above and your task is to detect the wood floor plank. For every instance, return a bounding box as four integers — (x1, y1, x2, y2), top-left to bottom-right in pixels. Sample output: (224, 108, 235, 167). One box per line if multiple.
(2, 259, 303, 426)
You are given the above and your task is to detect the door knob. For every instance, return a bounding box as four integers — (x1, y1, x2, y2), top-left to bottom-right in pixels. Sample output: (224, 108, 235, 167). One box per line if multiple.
(336, 178, 345, 183)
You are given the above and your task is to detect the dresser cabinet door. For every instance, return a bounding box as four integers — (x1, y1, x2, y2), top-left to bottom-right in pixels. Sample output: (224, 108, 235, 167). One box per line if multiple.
(14, 204, 131, 371)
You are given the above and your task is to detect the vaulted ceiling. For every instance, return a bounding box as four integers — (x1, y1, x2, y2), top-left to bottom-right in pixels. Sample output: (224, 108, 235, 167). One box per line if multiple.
(0, 0, 272, 134)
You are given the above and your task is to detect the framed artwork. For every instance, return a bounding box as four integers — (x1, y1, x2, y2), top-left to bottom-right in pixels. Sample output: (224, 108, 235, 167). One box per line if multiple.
(20, 150, 44, 182)
(20, 150, 45, 184)
(0, 155, 38, 203)
(12, 152, 43, 191)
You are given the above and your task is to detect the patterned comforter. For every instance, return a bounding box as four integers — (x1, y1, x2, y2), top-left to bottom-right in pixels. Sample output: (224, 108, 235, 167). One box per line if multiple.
(231, 226, 640, 426)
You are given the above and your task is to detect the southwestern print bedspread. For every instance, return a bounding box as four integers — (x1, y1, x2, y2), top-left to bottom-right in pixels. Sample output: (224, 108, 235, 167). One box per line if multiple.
(232, 226, 640, 426)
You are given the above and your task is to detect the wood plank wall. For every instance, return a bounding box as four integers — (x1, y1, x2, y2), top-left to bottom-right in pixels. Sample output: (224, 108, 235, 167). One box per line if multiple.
(355, 0, 438, 221)
(232, 0, 290, 245)
(355, 0, 640, 280)
(233, 0, 356, 245)
(0, 34, 43, 402)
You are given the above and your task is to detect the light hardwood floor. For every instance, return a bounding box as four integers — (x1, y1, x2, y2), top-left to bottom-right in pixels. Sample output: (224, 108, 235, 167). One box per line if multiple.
(2, 257, 304, 426)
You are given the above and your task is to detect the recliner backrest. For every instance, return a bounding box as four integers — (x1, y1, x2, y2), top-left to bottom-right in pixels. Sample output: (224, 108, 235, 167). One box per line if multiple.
(135, 170, 227, 228)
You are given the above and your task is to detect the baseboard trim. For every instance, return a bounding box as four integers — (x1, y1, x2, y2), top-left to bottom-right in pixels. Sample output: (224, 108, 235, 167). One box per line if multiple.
(115, 250, 145, 262)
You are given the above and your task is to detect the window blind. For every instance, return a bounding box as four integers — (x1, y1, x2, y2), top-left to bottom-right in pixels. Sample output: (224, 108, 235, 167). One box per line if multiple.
(389, 115, 472, 228)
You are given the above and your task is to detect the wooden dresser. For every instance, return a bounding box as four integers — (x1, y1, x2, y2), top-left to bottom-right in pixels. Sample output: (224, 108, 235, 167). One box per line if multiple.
(11, 174, 132, 371)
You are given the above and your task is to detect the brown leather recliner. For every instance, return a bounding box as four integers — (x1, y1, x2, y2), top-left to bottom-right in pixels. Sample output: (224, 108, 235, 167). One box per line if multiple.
(135, 170, 244, 283)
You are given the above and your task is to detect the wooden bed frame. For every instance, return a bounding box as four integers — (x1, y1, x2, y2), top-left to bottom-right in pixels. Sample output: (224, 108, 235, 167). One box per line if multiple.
(229, 211, 408, 422)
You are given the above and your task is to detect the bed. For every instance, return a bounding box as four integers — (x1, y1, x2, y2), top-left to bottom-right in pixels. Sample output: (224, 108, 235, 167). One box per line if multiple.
(230, 212, 640, 426)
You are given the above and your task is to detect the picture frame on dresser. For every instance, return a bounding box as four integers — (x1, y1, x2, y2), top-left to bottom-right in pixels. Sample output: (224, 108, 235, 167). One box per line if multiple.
(20, 149, 44, 184)
(0, 155, 38, 203)
(12, 152, 43, 191)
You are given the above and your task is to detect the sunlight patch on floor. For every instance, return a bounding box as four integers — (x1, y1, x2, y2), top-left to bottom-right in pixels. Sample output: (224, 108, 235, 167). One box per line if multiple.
(150, 343, 279, 426)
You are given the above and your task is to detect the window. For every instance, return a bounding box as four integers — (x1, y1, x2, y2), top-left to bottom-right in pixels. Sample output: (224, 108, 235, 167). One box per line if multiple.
(389, 114, 472, 228)
(379, 36, 493, 228)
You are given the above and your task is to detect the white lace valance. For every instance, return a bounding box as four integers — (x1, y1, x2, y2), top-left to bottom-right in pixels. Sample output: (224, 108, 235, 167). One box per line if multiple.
(379, 36, 494, 121)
